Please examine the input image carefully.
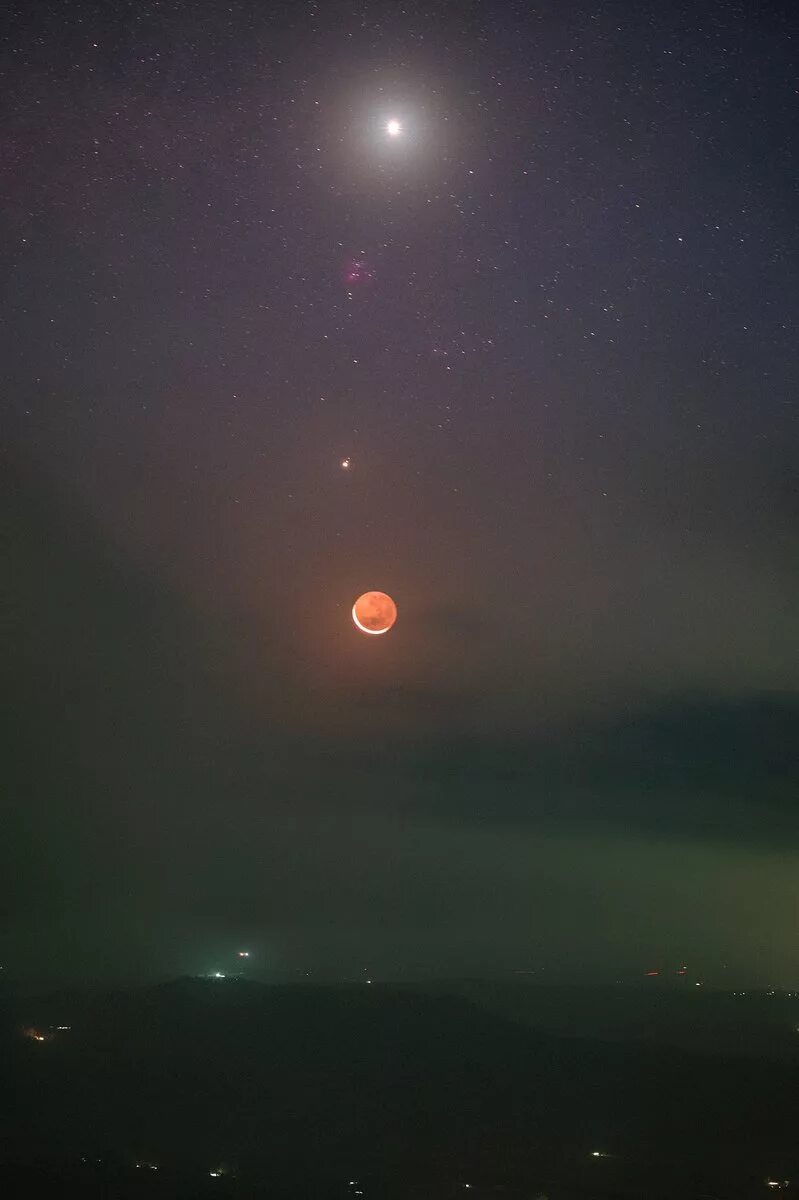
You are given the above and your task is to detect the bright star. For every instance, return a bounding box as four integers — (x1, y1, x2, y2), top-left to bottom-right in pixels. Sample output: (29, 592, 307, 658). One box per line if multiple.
(386, 118, 401, 137)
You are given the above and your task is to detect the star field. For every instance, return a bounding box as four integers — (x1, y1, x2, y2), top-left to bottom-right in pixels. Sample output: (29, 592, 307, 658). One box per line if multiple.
(3, 0, 799, 984)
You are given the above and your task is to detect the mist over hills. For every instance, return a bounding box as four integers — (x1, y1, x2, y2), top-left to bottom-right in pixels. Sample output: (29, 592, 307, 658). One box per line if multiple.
(4, 978, 799, 1198)
(414, 977, 799, 1064)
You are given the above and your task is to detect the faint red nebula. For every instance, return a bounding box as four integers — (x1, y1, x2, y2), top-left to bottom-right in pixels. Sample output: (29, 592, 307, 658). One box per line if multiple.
(344, 258, 374, 287)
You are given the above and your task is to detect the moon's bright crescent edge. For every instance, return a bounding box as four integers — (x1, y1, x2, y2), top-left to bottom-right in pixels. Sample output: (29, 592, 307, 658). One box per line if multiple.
(352, 603, 392, 635)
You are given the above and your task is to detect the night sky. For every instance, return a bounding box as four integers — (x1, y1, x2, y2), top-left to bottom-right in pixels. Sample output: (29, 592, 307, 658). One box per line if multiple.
(4, 0, 798, 986)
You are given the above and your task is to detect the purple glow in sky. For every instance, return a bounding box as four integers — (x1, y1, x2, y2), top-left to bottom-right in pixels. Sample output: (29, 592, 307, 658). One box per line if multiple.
(344, 257, 374, 288)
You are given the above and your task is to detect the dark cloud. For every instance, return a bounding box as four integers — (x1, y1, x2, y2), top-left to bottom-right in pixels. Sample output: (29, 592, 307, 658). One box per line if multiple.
(357, 692, 799, 843)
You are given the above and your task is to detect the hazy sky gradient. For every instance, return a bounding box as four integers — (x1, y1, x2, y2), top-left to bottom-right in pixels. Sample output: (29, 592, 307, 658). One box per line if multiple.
(4, 0, 798, 985)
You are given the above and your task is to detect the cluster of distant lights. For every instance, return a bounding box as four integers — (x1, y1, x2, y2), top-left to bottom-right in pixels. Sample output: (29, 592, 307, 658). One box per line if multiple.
(731, 990, 799, 997)
(589, 1151, 791, 1191)
(207, 951, 250, 979)
(76, 1155, 797, 1190)
(25, 1023, 71, 1042)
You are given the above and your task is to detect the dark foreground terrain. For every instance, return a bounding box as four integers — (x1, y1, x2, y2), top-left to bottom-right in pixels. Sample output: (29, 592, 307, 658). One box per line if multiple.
(3, 979, 798, 1198)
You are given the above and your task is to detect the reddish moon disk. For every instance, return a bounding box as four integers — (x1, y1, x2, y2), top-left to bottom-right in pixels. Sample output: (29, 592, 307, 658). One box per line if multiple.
(352, 591, 398, 635)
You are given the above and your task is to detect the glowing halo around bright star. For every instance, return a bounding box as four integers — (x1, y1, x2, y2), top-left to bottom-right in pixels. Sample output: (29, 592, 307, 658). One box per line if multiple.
(352, 591, 398, 635)
(386, 118, 402, 137)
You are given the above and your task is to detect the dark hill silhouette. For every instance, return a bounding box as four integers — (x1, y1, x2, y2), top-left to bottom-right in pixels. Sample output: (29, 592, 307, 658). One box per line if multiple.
(4, 979, 799, 1198)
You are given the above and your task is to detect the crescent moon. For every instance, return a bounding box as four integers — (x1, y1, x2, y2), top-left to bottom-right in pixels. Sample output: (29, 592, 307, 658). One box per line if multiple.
(352, 603, 391, 635)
